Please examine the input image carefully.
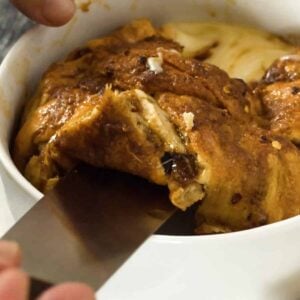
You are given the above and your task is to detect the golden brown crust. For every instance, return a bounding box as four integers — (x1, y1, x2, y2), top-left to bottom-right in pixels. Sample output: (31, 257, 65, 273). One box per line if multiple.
(157, 93, 300, 232)
(257, 81, 300, 143)
(13, 19, 300, 233)
(255, 54, 300, 144)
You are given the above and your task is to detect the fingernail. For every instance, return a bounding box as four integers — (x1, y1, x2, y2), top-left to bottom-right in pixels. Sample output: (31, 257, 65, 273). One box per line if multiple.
(41, 0, 76, 26)
(0, 241, 20, 263)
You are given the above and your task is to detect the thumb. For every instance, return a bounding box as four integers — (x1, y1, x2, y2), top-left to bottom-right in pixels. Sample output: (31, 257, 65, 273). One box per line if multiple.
(10, 0, 76, 27)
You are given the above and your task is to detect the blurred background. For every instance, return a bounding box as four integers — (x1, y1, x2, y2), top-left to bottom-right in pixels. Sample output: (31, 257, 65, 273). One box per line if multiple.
(0, 1, 32, 61)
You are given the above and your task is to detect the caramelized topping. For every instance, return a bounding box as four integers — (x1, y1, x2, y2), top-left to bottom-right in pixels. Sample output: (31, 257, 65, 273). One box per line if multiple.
(161, 153, 199, 185)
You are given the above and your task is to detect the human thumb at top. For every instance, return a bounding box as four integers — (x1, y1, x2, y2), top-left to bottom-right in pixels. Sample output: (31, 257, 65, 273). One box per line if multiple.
(10, 0, 76, 27)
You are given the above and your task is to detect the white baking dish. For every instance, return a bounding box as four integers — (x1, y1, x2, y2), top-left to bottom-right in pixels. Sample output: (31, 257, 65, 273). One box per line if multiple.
(0, 0, 299, 299)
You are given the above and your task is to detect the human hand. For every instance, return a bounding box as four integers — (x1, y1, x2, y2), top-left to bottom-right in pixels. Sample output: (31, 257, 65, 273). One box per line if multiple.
(10, 0, 76, 26)
(0, 240, 95, 300)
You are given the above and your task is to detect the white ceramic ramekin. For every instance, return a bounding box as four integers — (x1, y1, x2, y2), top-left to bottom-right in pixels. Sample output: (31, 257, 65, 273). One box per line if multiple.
(0, 1, 300, 299)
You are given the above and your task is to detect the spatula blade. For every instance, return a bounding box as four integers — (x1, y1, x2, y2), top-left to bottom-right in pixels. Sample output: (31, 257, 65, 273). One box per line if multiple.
(3, 166, 176, 290)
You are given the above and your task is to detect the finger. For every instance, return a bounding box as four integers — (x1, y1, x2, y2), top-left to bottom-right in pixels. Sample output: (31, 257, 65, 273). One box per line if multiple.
(38, 282, 95, 300)
(10, 0, 76, 27)
(0, 241, 21, 271)
(0, 269, 29, 300)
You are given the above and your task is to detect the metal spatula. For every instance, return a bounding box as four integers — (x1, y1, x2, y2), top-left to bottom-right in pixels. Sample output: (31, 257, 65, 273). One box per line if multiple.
(3, 165, 177, 298)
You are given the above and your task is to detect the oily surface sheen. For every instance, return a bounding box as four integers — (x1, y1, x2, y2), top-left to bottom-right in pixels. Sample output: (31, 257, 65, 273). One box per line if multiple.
(13, 20, 300, 234)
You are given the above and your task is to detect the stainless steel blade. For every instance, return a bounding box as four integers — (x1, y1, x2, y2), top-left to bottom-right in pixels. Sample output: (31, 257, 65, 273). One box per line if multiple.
(3, 165, 176, 291)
